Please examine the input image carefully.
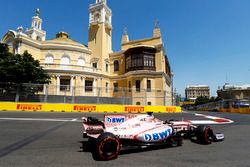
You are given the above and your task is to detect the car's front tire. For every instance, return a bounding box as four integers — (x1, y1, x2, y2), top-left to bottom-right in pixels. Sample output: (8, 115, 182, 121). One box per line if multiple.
(195, 125, 214, 144)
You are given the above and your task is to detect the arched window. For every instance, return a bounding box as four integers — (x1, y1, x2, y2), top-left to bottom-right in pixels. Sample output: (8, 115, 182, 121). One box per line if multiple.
(61, 55, 70, 65)
(5, 37, 14, 48)
(94, 13, 100, 22)
(77, 57, 85, 66)
(45, 54, 54, 64)
(61, 55, 70, 69)
(36, 36, 42, 41)
(114, 60, 119, 72)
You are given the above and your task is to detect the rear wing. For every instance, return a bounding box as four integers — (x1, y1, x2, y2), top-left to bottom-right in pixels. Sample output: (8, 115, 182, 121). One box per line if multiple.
(82, 117, 104, 138)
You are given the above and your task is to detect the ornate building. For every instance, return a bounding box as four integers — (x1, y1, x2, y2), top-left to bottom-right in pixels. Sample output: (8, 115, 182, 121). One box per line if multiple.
(185, 85, 210, 101)
(1, 0, 173, 105)
(217, 84, 250, 100)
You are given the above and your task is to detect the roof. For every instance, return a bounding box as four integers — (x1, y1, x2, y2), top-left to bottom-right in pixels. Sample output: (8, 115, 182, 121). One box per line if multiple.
(45, 33, 88, 49)
(186, 85, 209, 88)
(223, 84, 250, 90)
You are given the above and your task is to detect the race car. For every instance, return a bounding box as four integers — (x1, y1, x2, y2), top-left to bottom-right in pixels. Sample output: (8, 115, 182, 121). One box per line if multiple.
(82, 112, 224, 160)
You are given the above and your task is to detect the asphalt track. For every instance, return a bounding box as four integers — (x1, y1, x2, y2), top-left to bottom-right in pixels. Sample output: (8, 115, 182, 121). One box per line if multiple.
(0, 111, 249, 167)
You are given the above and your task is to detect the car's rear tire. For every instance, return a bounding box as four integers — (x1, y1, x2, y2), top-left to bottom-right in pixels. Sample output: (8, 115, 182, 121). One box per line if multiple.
(94, 132, 120, 161)
(195, 125, 214, 144)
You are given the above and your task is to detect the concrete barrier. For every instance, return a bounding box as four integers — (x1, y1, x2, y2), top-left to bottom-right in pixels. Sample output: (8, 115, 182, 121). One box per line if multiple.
(0, 102, 182, 113)
(219, 108, 250, 114)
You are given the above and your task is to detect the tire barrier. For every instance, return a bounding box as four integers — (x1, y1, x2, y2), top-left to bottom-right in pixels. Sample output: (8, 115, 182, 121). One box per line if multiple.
(0, 102, 182, 113)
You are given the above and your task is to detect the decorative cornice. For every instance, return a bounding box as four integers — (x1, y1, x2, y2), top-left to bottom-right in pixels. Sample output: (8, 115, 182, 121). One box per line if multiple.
(121, 36, 161, 46)
(13, 35, 91, 54)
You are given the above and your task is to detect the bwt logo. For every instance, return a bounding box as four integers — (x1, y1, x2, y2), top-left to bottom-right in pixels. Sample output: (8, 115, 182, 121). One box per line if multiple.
(144, 128, 172, 141)
(106, 117, 125, 123)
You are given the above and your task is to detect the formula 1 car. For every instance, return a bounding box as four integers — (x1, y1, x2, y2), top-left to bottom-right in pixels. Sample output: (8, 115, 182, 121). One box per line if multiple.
(82, 112, 224, 160)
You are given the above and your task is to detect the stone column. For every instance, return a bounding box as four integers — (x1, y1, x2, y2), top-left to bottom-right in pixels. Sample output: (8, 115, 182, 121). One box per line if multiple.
(81, 76, 86, 96)
(56, 75, 60, 95)
(43, 84, 48, 102)
(43, 84, 46, 95)
(70, 75, 75, 96)
(93, 78, 97, 96)
(15, 41, 21, 54)
(144, 78, 147, 105)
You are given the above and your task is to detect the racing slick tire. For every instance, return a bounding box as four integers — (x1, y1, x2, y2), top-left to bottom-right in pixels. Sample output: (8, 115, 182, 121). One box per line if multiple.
(195, 125, 214, 144)
(94, 132, 120, 161)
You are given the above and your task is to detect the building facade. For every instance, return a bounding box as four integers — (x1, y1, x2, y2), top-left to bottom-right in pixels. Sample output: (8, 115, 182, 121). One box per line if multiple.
(185, 85, 210, 101)
(217, 84, 250, 100)
(1, 0, 173, 105)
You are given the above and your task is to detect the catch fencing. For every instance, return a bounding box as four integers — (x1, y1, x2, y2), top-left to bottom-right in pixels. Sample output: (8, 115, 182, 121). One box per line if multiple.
(0, 83, 173, 106)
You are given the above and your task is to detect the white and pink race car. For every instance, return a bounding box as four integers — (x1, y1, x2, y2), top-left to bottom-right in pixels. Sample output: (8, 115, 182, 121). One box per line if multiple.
(82, 112, 225, 160)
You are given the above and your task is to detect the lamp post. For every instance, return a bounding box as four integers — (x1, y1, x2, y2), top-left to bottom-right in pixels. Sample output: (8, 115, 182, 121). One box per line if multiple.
(171, 71, 174, 106)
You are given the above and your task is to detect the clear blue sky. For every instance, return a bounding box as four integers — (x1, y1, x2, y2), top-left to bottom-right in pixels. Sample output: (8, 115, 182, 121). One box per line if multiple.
(1, 0, 250, 97)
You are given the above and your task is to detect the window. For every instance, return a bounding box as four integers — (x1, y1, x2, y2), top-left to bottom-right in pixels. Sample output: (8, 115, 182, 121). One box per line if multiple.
(126, 56, 131, 69)
(60, 55, 70, 69)
(85, 80, 93, 92)
(77, 57, 85, 66)
(36, 36, 42, 41)
(113, 83, 118, 92)
(114, 60, 119, 72)
(147, 102, 152, 106)
(147, 80, 151, 92)
(106, 63, 109, 72)
(45, 54, 54, 64)
(131, 55, 143, 67)
(128, 81, 131, 92)
(94, 13, 100, 22)
(125, 46, 156, 72)
(92, 62, 97, 69)
(106, 82, 108, 93)
(60, 78, 70, 91)
(144, 56, 149, 66)
(136, 80, 141, 92)
(6, 37, 14, 47)
(61, 55, 70, 65)
(136, 102, 141, 105)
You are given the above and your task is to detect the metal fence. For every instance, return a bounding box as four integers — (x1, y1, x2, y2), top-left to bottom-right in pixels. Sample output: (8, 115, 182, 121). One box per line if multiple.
(196, 99, 250, 111)
(0, 83, 173, 106)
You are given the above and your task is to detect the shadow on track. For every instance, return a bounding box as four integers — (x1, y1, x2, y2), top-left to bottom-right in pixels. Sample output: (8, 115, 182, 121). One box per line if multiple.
(78, 140, 181, 161)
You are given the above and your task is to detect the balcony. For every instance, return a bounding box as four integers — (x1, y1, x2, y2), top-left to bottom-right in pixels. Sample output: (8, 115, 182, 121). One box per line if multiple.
(41, 63, 100, 73)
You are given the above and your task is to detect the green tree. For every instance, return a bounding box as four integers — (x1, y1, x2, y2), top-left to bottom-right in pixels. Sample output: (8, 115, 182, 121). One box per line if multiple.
(214, 96, 223, 102)
(209, 96, 216, 103)
(195, 96, 210, 106)
(0, 43, 50, 84)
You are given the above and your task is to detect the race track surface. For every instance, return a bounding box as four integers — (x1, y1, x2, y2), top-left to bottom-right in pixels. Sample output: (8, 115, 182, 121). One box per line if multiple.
(0, 110, 249, 167)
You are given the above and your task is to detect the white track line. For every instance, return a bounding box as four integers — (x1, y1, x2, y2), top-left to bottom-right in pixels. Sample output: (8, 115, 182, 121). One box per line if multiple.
(194, 113, 234, 124)
(0, 118, 79, 122)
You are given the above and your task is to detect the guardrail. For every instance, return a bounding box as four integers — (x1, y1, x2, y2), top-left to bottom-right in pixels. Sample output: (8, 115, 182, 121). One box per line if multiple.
(196, 100, 250, 114)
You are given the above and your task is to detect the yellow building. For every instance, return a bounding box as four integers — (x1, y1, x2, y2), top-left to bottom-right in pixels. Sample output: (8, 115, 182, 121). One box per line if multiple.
(1, 0, 173, 106)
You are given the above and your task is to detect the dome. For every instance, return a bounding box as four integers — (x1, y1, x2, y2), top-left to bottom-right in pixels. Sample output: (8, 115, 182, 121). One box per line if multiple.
(56, 31, 69, 39)
(44, 31, 88, 50)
